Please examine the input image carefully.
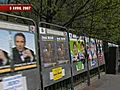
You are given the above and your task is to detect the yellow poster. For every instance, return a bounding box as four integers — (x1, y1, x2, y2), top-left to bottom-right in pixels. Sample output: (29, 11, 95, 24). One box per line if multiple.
(52, 67, 63, 81)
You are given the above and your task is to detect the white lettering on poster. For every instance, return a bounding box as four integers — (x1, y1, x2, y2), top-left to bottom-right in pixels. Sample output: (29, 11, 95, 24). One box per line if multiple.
(42, 36, 47, 40)
(57, 37, 65, 41)
(42, 36, 53, 40)
(48, 36, 53, 39)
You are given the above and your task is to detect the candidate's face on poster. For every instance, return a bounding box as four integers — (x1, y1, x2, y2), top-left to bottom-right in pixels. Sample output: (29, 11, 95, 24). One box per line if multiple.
(80, 43, 84, 51)
(77, 40, 85, 60)
(15, 35, 26, 52)
(73, 41, 78, 56)
(70, 40, 79, 62)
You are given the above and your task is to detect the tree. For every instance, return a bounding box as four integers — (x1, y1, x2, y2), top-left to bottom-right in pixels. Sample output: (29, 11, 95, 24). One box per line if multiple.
(1, 0, 120, 43)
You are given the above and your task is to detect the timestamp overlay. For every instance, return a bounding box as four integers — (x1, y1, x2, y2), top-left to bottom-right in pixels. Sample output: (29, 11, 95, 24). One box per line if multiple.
(0, 4, 32, 12)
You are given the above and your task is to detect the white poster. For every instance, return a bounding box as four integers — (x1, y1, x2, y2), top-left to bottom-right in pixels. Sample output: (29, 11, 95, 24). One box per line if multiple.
(0, 74, 27, 90)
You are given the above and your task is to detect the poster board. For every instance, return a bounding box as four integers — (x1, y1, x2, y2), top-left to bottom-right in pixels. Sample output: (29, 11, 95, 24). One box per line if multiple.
(39, 27, 71, 87)
(0, 21, 37, 73)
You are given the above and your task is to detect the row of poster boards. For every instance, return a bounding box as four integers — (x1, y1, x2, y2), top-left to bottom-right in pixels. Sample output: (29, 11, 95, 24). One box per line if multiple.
(39, 27, 105, 87)
(0, 20, 105, 88)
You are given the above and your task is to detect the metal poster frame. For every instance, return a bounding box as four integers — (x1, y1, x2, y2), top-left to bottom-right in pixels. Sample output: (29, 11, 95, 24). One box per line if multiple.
(0, 12, 41, 90)
(39, 22, 74, 90)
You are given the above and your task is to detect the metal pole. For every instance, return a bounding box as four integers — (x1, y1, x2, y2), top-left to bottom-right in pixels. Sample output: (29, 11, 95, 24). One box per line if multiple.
(95, 39, 101, 79)
(83, 35, 90, 86)
(39, 21, 66, 29)
(37, 23, 44, 90)
(67, 29, 74, 90)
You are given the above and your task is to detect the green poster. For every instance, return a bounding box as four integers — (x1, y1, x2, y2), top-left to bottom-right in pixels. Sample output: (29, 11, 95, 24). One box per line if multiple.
(76, 61, 84, 71)
(70, 40, 79, 61)
(69, 34, 85, 71)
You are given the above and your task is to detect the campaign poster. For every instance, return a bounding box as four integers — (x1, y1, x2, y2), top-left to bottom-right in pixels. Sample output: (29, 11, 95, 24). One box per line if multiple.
(85, 37, 97, 67)
(0, 29, 11, 73)
(56, 35, 69, 64)
(77, 36, 86, 70)
(11, 31, 37, 70)
(90, 38, 97, 59)
(69, 34, 85, 70)
(85, 37, 92, 61)
(39, 28, 71, 87)
(40, 35, 56, 68)
(96, 40, 105, 65)
(39, 28, 57, 68)
(69, 33, 79, 62)
(89, 38, 97, 66)
(40, 28, 56, 67)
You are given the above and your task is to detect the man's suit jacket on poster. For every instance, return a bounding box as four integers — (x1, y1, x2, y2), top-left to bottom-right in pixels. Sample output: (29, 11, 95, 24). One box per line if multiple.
(12, 47, 35, 64)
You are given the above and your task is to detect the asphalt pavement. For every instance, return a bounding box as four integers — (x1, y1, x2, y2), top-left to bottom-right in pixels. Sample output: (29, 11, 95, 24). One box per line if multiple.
(81, 74, 120, 90)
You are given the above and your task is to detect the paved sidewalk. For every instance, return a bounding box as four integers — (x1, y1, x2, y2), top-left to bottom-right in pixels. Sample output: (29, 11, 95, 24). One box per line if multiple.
(82, 74, 120, 90)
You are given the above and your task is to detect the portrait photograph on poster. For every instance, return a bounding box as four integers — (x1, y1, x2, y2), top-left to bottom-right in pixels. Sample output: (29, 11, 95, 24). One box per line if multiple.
(11, 31, 36, 68)
(85, 37, 92, 61)
(90, 38, 97, 59)
(85, 37, 97, 67)
(96, 40, 105, 65)
(0, 30, 11, 69)
(69, 34, 85, 71)
(77, 37, 86, 70)
(89, 38, 97, 66)
(70, 40, 79, 62)
(56, 36, 69, 64)
(40, 35, 56, 68)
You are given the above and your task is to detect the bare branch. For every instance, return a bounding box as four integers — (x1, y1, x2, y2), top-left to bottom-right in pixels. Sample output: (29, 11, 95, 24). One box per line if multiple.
(63, 0, 91, 27)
